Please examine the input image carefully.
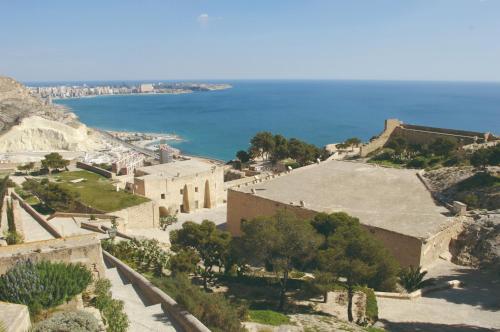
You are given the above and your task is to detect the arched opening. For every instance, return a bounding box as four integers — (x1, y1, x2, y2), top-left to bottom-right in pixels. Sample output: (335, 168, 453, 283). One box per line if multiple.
(204, 180, 212, 208)
(182, 184, 190, 213)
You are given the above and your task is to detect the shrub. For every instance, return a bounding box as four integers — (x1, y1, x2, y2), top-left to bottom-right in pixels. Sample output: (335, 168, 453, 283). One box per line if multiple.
(355, 286, 378, 322)
(102, 238, 169, 277)
(399, 266, 433, 292)
(33, 310, 100, 332)
(93, 278, 129, 332)
(406, 157, 427, 169)
(4, 230, 23, 245)
(248, 309, 290, 326)
(152, 274, 246, 332)
(0, 260, 92, 315)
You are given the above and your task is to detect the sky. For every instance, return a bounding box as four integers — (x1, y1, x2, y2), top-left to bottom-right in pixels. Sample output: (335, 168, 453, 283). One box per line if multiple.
(1, 0, 499, 82)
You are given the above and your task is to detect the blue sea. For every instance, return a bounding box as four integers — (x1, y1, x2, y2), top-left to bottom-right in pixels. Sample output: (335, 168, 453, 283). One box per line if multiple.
(54, 80, 500, 161)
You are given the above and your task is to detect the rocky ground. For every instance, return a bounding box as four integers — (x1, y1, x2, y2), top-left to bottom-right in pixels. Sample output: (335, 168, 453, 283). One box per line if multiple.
(424, 166, 500, 210)
(451, 211, 500, 274)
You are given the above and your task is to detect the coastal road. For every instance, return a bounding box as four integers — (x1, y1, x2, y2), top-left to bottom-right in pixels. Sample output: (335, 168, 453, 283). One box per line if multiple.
(96, 129, 159, 159)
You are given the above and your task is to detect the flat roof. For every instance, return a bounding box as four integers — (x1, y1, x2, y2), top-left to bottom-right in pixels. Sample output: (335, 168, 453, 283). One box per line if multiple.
(233, 160, 452, 239)
(136, 159, 218, 179)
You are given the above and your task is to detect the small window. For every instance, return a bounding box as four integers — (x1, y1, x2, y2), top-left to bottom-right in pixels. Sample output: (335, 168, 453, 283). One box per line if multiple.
(195, 187, 198, 192)
(180, 189, 183, 195)
(161, 194, 165, 199)
(195, 200, 199, 209)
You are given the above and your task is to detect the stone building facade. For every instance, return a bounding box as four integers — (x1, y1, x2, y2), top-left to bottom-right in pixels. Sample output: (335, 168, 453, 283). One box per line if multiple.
(132, 159, 224, 216)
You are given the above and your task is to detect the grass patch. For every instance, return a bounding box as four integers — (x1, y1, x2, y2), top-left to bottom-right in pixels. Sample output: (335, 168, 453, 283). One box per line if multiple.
(365, 327, 385, 332)
(248, 310, 290, 326)
(51, 170, 149, 212)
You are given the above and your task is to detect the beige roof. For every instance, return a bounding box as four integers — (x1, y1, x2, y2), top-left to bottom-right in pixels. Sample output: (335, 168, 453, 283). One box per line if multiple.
(233, 160, 452, 239)
(136, 159, 218, 179)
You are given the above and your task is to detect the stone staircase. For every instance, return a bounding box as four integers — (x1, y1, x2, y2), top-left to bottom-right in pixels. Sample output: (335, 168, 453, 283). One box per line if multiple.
(105, 266, 178, 331)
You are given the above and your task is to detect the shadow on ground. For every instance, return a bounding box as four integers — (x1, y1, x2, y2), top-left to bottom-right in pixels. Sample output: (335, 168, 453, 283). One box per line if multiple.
(380, 320, 497, 332)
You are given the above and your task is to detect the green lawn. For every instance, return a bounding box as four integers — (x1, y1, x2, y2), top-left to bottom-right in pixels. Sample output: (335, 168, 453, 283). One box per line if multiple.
(248, 310, 290, 326)
(51, 170, 149, 212)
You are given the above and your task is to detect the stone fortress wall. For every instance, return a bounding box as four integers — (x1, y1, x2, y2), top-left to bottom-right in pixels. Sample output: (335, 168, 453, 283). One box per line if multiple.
(360, 119, 496, 157)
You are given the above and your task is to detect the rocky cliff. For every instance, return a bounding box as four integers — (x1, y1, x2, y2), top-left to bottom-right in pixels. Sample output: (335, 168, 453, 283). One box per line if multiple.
(0, 76, 105, 153)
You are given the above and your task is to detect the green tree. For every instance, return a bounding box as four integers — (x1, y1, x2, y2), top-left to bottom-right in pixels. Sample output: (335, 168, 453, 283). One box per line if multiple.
(311, 212, 351, 247)
(249, 132, 275, 160)
(399, 266, 433, 292)
(236, 150, 251, 163)
(17, 162, 35, 175)
(344, 137, 362, 151)
(271, 134, 289, 163)
(170, 220, 231, 290)
(169, 248, 200, 275)
(317, 213, 398, 322)
(41, 152, 70, 174)
(237, 210, 321, 310)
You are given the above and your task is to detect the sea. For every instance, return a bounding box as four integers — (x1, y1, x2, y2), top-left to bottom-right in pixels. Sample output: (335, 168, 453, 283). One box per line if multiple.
(52, 80, 500, 161)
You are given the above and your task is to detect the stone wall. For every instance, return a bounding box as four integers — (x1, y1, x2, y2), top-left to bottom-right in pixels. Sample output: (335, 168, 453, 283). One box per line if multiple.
(420, 220, 464, 267)
(76, 161, 114, 179)
(0, 302, 30, 332)
(110, 200, 159, 230)
(227, 189, 427, 267)
(0, 234, 105, 278)
(391, 126, 477, 146)
(360, 119, 402, 157)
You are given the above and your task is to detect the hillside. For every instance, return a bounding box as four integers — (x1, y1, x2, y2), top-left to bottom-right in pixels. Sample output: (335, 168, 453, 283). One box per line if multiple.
(0, 76, 105, 153)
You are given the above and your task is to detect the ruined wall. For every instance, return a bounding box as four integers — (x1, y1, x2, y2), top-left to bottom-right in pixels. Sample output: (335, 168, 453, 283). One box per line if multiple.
(110, 200, 159, 230)
(227, 189, 425, 267)
(0, 234, 105, 278)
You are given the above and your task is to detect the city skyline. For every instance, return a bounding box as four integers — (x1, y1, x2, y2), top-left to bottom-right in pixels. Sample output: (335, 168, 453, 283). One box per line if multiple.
(1, 0, 500, 82)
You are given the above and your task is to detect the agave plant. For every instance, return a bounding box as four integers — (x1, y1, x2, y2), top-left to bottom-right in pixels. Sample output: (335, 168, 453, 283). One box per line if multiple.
(399, 265, 433, 292)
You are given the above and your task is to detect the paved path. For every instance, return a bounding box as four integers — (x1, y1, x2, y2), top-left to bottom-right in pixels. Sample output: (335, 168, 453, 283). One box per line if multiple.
(378, 260, 500, 331)
(105, 263, 178, 331)
(19, 208, 53, 242)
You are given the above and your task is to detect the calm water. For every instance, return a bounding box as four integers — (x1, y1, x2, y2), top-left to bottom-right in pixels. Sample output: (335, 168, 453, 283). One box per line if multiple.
(55, 80, 500, 161)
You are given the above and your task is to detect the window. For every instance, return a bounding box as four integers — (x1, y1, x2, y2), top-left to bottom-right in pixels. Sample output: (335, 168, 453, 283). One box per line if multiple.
(195, 200, 199, 209)
(161, 194, 165, 199)
(195, 187, 198, 192)
(180, 189, 183, 195)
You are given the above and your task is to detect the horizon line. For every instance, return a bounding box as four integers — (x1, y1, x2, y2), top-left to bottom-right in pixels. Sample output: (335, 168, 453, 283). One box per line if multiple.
(20, 77, 500, 84)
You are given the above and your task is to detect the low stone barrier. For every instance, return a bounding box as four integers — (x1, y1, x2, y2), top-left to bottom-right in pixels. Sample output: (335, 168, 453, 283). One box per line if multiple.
(47, 212, 116, 221)
(375, 280, 462, 300)
(10, 191, 62, 238)
(76, 161, 114, 179)
(103, 251, 211, 332)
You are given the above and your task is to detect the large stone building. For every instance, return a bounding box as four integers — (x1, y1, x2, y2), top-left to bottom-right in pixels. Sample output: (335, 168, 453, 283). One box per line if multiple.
(132, 159, 224, 216)
(227, 160, 463, 268)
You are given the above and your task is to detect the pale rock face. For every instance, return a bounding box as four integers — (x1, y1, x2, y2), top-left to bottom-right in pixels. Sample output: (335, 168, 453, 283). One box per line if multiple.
(0, 116, 105, 152)
(0, 76, 105, 153)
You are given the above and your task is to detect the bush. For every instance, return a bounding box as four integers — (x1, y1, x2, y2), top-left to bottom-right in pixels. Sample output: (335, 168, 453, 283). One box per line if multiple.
(355, 286, 378, 322)
(33, 310, 100, 332)
(248, 309, 290, 326)
(406, 157, 428, 169)
(102, 238, 169, 277)
(399, 266, 433, 292)
(152, 274, 246, 332)
(0, 260, 92, 315)
(4, 230, 23, 245)
(93, 279, 129, 332)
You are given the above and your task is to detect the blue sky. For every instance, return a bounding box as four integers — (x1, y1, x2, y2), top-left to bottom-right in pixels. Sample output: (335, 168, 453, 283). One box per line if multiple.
(1, 0, 499, 82)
